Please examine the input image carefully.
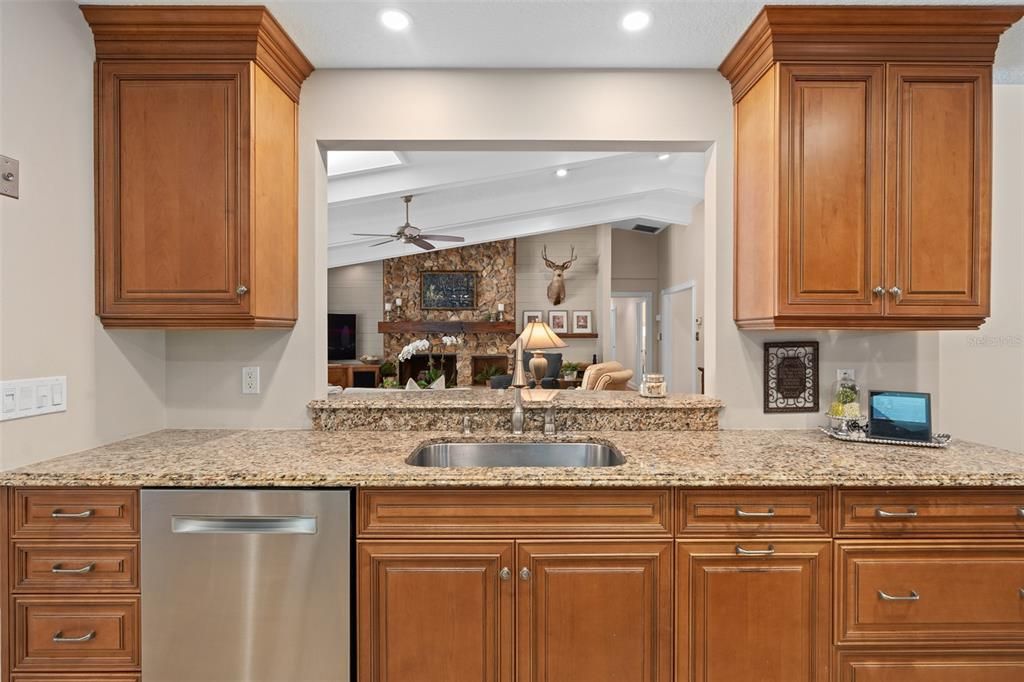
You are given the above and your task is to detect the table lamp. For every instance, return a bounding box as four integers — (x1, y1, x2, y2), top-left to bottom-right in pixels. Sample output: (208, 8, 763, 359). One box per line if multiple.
(517, 321, 568, 382)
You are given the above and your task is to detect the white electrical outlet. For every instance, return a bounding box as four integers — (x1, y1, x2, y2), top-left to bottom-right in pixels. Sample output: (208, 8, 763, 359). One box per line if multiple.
(242, 366, 260, 394)
(0, 376, 67, 421)
(837, 368, 856, 382)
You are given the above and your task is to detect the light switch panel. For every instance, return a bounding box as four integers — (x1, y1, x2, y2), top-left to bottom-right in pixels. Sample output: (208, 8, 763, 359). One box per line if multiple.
(0, 155, 19, 199)
(0, 376, 66, 421)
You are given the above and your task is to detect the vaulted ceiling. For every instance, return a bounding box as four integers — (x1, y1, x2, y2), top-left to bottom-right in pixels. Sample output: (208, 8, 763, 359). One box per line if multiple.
(82, 0, 1024, 82)
(327, 151, 706, 267)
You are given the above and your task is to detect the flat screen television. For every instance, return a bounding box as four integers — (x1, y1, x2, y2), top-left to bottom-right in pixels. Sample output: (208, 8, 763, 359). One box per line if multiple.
(327, 313, 356, 361)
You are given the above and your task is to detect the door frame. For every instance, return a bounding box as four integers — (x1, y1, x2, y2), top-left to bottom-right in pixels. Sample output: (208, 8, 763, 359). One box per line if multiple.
(660, 280, 698, 394)
(610, 291, 654, 385)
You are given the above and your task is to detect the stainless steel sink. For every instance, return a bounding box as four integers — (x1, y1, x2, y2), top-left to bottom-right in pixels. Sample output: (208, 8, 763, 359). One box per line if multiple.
(406, 442, 625, 468)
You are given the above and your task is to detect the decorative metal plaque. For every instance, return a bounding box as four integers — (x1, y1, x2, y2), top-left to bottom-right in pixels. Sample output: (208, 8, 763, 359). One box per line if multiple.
(764, 341, 819, 413)
(420, 271, 477, 310)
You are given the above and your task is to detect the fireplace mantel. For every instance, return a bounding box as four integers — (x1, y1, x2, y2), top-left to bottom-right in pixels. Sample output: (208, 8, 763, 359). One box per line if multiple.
(378, 320, 515, 335)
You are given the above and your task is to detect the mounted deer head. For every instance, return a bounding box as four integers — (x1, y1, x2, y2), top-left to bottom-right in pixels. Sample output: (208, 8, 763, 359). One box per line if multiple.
(542, 245, 578, 306)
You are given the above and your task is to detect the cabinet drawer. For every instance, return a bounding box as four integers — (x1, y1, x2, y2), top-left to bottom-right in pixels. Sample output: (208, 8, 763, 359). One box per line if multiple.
(837, 489, 1024, 536)
(678, 488, 830, 536)
(12, 671, 140, 675)
(837, 650, 1024, 682)
(358, 488, 672, 537)
(836, 541, 1024, 644)
(12, 542, 139, 593)
(13, 597, 140, 671)
(11, 489, 139, 538)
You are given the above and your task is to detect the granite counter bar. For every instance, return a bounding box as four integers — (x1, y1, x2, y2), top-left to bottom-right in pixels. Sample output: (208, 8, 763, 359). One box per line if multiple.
(2, 428, 1022, 488)
(308, 389, 724, 431)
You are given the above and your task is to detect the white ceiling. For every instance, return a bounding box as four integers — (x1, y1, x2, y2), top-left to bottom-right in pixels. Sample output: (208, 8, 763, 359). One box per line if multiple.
(82, 0, 1024, 83)
(328, 150, 706, 266)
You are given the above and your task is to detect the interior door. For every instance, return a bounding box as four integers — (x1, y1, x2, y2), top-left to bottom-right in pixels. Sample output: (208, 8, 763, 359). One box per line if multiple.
(677, 540, 831, 682)
(777, 63, 885, 317)
(97, 61, 250, 317)
(358, 541, 514, 682)
(517, 540, 672, 682)
(885, 64, 991, 318)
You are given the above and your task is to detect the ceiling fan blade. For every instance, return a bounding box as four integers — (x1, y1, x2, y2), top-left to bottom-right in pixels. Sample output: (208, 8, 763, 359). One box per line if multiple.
(352, 233, 396, 238)
(422, 234, 465, 242)
(370, 239, 395, 247)
(409, 237, 436, 251)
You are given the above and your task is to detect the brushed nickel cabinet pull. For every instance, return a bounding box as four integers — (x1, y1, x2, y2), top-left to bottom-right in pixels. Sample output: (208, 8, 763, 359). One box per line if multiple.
(872, 286, 886, 296)
(519, 567, 531, 581)
(735, 545, 775, 556)
(51, 562, 96, 574)
(736, 507, 776, 518)
(236, 285, 248, 295)
(888, 286, 903, 301)
(875, 508, 918, 519)
(52, 630, 96, 643)
(878, 590, 920, 601)
(51, 509, 94, 519)
(499, 567, 511, 582)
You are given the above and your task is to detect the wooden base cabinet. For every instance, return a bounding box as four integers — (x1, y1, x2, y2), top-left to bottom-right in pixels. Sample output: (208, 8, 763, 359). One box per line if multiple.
(676, 540, 831, 682)
(517, 541, 672, 682)
(357, 541, 515, 682)
(836, 651, 1024, 682)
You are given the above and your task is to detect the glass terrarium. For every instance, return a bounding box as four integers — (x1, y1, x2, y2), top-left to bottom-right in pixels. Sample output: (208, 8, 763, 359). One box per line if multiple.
(827, 373, 864, 432)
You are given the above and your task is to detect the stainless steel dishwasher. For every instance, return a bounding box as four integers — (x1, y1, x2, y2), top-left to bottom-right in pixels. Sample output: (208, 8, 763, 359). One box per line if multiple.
(141, 489, 352, 681)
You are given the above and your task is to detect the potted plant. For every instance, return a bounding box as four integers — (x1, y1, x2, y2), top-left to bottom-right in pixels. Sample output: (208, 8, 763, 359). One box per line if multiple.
(561, 362, 581, 381)
(379, 360, 397, 378)
(474, 364, 503, 385)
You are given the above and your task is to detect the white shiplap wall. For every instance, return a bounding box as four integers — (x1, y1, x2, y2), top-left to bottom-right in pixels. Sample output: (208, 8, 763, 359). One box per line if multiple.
(327, 262, 384, 357)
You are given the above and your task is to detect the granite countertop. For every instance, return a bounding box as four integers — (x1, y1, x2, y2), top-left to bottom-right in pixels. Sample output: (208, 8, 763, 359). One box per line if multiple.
(308, 390, 724, 410)
(2, 428, 1022, 488)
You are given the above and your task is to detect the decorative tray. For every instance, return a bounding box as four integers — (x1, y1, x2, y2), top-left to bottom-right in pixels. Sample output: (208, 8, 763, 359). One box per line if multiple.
(820, 426, 952, 449)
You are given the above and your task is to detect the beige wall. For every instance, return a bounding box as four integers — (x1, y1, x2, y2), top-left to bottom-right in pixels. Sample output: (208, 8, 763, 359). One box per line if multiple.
(0, 0, 166, 469)
(327, 263, 384, 358)
(659, 203, 706, 367)
(517, 227, 599, 364)
(611, 228, 661, 370)
(937, 86, 1024, 452)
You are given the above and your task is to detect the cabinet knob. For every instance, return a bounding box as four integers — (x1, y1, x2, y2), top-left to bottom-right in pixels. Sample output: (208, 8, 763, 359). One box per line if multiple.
(499, 567, 511, 581)
(872, 286, 886, 297)
(519, 567, 531, 581)
(236, 285, 248, 295)
(888, 286, 902, 301)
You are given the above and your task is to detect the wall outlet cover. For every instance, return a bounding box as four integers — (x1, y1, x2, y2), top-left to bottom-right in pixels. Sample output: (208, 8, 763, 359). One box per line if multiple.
(0, 376, 67, 421)
(837, 368, 856, 382)
(242, 366, 260, 394)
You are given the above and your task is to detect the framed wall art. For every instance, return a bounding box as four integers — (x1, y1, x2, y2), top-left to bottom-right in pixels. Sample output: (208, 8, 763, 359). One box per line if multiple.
(548, 310, 568, 333)
(420, 271, 477, 310)
(764, 341, 819, 413)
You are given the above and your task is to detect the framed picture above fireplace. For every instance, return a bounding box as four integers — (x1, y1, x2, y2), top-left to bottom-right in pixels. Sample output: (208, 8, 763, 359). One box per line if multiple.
(420, 271, 477, 309)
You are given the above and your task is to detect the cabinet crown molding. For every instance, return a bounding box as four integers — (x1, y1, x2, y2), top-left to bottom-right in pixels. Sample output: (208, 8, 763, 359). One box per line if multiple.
(720, 5, 1024, 100)
(80, 4, 313, 102)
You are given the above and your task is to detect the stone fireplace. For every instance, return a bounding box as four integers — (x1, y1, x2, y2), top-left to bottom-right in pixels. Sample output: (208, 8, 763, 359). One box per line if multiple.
(381, 240, 518, 386)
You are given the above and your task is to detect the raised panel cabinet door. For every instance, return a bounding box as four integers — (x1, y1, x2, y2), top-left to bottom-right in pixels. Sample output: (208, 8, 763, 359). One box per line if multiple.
(886, 64, 991, 318)
(516, 541, 672, 682)
(677, 540, 831, 682)
(778, 64, 885, 316)
(836, 650, 1024, 682)
(357, 541, 514, 682)
(97, 61, 250, 318)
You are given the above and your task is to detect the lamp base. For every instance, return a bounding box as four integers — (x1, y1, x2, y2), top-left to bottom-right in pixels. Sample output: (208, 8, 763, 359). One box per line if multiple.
(529, 352, 548, 384)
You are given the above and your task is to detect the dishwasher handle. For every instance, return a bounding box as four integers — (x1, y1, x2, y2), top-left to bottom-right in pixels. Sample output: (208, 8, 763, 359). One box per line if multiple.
(171, 515, 317, 535)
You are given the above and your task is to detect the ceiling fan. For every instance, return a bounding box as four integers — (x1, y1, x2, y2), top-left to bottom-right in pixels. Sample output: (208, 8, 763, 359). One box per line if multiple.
(353, 195, 466, 251)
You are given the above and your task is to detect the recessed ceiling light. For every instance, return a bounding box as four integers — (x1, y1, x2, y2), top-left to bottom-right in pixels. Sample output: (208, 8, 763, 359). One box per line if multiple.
(379, 9, 411, 31)
(621, 10, 651, 32)
(555, 168, 569, 178)
(658, 153, 671, 161)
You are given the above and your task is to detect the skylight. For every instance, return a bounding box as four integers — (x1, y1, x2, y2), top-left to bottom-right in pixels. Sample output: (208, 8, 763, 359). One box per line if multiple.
(326, 151, 404, 177)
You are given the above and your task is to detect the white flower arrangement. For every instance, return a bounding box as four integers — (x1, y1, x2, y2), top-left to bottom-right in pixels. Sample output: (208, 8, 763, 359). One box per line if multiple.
(440, 335, 462, 346)
(397, 338, 430, 362)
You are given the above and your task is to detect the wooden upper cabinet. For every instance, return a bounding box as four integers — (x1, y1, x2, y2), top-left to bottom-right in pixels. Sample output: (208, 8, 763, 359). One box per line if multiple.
(722, 6, 1022, 330)
(82, 6, 312, 328)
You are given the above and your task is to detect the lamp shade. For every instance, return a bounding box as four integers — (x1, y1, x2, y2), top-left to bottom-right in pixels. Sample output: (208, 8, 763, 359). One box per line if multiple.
(517, 321, 568, 351)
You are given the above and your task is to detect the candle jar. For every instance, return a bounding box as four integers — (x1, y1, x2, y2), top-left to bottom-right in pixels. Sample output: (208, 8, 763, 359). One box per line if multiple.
(640, 373, 666, 398)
